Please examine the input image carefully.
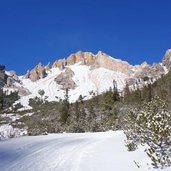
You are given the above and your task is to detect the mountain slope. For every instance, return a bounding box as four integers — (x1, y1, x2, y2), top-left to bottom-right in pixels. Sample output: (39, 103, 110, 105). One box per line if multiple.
(2, 49, 171, 108)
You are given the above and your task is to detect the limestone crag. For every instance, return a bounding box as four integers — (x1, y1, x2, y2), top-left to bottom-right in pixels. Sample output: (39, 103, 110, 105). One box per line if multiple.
(67, 51, 84, 64)
(52, 59, 67, 70)
(2, 49, 171, 106)
(25, 63, 47, 81)
(45, 62, 52, 71)
(23, 49, 171, 90)
(92, 51, 132, 74)
(52, 51, 95, 69)
(162, 49, 171, 69)
(55, 67, 76, 90)
(52, 51, 132, 74)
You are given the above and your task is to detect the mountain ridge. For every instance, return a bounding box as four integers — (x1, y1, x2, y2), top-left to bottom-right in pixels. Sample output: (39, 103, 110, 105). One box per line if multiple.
(1, 49, 171, 109)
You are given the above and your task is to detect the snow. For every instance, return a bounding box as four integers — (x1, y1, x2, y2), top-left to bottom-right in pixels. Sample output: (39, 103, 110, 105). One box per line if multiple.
(7, 58, 166, 109)
(68, 64, 97, 102)
(1, 113, 21, 122)
(163, 65, 169, 74)
(16, 63, 128, 107)
(0, 131, 169, 171)
(1, 112, 34, 121)
(0, 124, 27, 140)
(17, 68, 65, 109)
(89, 67, 127, 93)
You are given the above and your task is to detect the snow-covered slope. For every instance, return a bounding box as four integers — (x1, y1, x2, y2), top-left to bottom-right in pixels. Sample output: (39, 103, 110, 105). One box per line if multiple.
(2, 50, 169, 108)
(17, 68, 64, 108)
(0, 131, 169, 171)
(17, 63, 128, 108)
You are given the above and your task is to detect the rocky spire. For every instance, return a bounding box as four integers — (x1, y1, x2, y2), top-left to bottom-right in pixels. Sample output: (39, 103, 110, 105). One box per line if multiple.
(162, 49, 171, 69)
(25, 63, 47, 81)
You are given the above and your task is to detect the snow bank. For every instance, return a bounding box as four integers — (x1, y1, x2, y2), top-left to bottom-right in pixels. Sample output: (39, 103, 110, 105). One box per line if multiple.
(0, 131, 170, 171)
(0, 124, 27, 140)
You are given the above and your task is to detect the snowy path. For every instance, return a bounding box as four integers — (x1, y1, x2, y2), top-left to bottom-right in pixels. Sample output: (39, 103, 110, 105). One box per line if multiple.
(0, 131, 168, 171)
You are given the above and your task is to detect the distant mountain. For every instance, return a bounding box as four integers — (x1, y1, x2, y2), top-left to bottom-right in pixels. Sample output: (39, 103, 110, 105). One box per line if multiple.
(2, 49, 171, 109)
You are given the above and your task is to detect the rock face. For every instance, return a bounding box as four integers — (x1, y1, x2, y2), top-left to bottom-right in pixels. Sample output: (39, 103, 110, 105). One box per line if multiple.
(22, 49, 171, 92)
(66, 51, 96, 66)
(0, 71, 6, 83)
(45, 62, 52, 71)
(0, 66, 7, 88)
(6, 77, 14, 87)
(53, 59, 66, 70)
(136, 63, 164, 79)
(18, 87, 31, 96)
(162, 49, 171, 69)
(93, 51, 131, 74)
(127, 63, 165, 88)
(52, 51, 132, 74)
(2, 49, 171, 107)
(55, 68, 76, 90)
(25, 63, 47, 81)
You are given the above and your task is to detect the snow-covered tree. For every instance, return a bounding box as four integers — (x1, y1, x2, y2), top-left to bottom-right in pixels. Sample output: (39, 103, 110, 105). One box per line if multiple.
(38, 89, 45, 99)
(124, 110, 140, 151)
(124, 97, 171, 168)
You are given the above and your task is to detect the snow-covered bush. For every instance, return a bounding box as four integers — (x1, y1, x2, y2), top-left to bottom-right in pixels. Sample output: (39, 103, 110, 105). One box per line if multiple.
(124, 97, 171, 168)
(0, 124, 27, 140)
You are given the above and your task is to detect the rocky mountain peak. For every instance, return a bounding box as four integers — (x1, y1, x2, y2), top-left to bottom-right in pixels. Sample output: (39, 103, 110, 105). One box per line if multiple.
(2, 49, 170, 108)
(24, 49, 171, 83)
(25, 63, 47, 81)
(162, 49, 171, 69)
(141, 61, 148, 67)
(93, 51, 132, 74)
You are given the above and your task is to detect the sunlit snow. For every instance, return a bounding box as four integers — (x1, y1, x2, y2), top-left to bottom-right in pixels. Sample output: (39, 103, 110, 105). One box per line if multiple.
(0, 131, 169, 171)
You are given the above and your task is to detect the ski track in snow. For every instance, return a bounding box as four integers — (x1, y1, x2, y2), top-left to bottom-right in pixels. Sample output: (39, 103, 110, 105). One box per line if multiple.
(0, 133, 106, 171)
(0, 131, 169, 171)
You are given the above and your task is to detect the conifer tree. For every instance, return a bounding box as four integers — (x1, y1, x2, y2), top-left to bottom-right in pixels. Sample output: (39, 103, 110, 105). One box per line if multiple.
(60, 88, 70, 124)
(113, 80, 120, 101)
(123, 81, 131, 102)
(124, 97, 171, 168)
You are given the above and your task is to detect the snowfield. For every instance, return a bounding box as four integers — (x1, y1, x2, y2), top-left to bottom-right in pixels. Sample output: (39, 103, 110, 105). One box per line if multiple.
(15, 63, 128, 109)
(0, 131, 169, 171)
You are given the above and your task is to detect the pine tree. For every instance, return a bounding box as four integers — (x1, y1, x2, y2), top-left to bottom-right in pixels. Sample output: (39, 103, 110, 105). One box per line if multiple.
(78, 94, 83, 103)
(74, 101, 80, 121)
(123, 81, 131, 102)
(124, 97, 171, 168)
(113, 80, 120, 101)
(60, 88, 70, 124)
(124, 110, 139, 151)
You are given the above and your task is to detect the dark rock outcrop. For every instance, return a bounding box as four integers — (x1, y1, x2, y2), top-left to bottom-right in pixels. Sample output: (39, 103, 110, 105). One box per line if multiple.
(0, 66, 7, 87)
(55, 68, 76, 90)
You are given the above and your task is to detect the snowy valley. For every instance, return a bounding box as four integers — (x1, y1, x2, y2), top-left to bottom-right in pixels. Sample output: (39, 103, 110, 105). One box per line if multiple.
(1, 50, 171, 170)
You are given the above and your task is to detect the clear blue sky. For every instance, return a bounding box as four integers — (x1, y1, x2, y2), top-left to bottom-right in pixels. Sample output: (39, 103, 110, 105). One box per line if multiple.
(1, 0, 171, 75)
